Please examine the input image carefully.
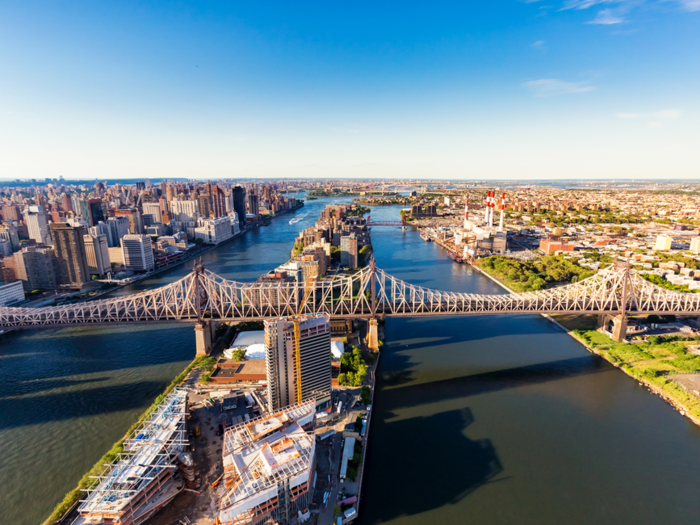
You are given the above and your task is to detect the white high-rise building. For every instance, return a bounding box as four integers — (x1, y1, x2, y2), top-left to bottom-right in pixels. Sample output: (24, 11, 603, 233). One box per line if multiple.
(194, 217, 234, 245)
(142, 202, 163, 223)
(655, 234, 673, 251)
(24, 206, 51, 245)
(264, 313, 331, 412)
(121, 234, 155, 271)
(84, 234, 111, 276)
(170, 199, 199, 222)
(690, 237, 700, 255)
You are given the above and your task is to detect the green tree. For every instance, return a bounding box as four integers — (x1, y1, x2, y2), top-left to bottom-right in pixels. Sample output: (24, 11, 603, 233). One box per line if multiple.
(360, 385, 371, 404)
(231, 348, 247, 361)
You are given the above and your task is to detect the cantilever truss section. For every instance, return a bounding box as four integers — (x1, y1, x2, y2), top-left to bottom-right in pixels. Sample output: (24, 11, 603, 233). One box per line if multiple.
(3, 265, 700, 328)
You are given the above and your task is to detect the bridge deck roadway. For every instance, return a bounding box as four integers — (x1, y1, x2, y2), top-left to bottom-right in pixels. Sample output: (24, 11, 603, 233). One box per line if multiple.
(3, 310, 698, 331)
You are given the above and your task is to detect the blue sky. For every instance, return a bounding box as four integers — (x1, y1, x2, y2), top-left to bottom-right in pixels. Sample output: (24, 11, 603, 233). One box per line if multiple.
(0, 0, 698, 180)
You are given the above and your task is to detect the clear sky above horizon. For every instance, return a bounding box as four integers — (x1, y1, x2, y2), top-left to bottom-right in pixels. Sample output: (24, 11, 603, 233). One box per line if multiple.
(1, 1, 698, 180)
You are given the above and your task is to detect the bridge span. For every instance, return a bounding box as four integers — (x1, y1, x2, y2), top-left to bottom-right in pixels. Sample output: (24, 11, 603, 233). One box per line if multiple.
(2, 260, 699, 352)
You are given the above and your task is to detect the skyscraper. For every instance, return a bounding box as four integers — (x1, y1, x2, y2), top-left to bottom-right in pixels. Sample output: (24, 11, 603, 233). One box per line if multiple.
(211, 185, 226, 218)
(142, 202, 163, 223)
(88, 199, 107, 226)
(121, 234, 155, 271)
(13, 246, 60, 291)
(232, 186, 247, 226)
(78, 198, 92, 226)
(106, 216, 131, 247)
(50, 222, 90, 287)
(2, 204, 21, 222)
(24, 206, 52, 245)
(62, 194, 73, 213)
(170, 199, 199, 222)
(197, 194, 211, 218)
(264, 313, 331, 411)
(247, 192, 259, 218)
(84, 234, 111, 276)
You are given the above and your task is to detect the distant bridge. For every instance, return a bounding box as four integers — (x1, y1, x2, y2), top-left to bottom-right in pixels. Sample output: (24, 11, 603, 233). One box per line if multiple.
(366, 216, 409, 227)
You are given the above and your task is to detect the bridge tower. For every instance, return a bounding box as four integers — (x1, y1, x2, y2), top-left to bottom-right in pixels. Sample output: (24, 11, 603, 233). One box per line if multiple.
(598, 262, 631, 343)
(366, 256, 380, 352)
(192, 258, 214, 356)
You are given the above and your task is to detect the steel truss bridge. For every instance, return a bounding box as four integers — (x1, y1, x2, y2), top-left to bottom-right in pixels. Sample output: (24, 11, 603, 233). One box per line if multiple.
(2, 261, 700, 330)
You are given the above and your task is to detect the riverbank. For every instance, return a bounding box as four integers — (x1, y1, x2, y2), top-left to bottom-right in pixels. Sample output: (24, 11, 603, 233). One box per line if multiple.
(43, 355, 209, 525)
(469, 262, 700, 430)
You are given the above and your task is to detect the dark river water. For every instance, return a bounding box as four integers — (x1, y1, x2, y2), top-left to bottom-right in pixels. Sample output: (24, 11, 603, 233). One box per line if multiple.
(3, 197, 700, 525)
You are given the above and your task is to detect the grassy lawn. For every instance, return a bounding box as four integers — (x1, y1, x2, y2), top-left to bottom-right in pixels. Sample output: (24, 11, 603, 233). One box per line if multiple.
(571, 328, 700, 421)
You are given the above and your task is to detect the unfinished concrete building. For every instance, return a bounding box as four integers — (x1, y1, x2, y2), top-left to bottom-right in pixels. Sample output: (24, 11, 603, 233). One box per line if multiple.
(218, 400, 316, 525)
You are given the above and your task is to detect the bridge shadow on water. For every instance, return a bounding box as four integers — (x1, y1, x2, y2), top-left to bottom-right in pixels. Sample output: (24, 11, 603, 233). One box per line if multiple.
(358, 407, 504, 524)
(0, 381, 167, 430)
(0, 326, 194, 383)
(382, 355, 607, 412)
(0, 376, 109, 399)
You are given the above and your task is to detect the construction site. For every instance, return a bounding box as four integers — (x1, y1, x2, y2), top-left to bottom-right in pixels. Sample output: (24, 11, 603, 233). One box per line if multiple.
(217, 400, 317, 525)
(72, 388, 190, 525)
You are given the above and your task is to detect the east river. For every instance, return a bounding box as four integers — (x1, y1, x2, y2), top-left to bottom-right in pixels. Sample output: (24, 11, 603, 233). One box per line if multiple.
(3, 197, 700, 525)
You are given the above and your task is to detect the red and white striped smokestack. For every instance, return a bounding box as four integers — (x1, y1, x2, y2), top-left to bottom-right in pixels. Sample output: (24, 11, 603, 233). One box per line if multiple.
(488, 190, 494, 228)
(484, 191, 489, 223)
(499, 192, 505, 232)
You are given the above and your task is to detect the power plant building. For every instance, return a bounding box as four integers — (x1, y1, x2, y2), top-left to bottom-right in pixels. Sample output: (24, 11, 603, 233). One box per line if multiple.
(218, 400, 316, 525)
(264, 314, 331, 412)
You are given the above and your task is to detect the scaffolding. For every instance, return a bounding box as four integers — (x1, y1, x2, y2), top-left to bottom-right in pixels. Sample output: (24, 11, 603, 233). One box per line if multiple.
(73, 388, 189, 525)
(219, 400, 316, 525)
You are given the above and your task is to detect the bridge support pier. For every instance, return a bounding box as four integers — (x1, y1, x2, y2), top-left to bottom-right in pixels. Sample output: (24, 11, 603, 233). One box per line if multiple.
(195, 320, 212, 357)
(597, 314, 628, 342)
(366, 319, 379, 352)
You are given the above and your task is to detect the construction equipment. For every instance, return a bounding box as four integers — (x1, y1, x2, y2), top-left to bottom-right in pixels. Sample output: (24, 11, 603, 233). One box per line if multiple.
(292, 277, 315, 404)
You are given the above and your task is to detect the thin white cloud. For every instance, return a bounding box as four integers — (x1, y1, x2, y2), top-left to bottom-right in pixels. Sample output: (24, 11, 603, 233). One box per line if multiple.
(589, 8, 625, 23)
(532, 40, 547, 50)
(646, 122, 665, 128)
(678, 0, 700, 11)
(554, 0, 700, 25)
(615, 109, 681, 119)
(561, 0, 614, 10)
(522, 78, 596, 97)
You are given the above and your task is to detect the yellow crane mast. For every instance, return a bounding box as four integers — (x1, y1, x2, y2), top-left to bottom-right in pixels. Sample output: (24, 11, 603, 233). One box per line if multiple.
(292, 277, 315, 404)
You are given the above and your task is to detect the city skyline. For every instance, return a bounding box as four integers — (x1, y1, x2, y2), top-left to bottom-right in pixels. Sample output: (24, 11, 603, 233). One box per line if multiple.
(1, 1, 699, 180)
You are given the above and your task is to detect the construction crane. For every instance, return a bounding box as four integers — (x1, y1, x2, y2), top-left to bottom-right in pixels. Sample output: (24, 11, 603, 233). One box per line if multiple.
(292, 276, 316, 404)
